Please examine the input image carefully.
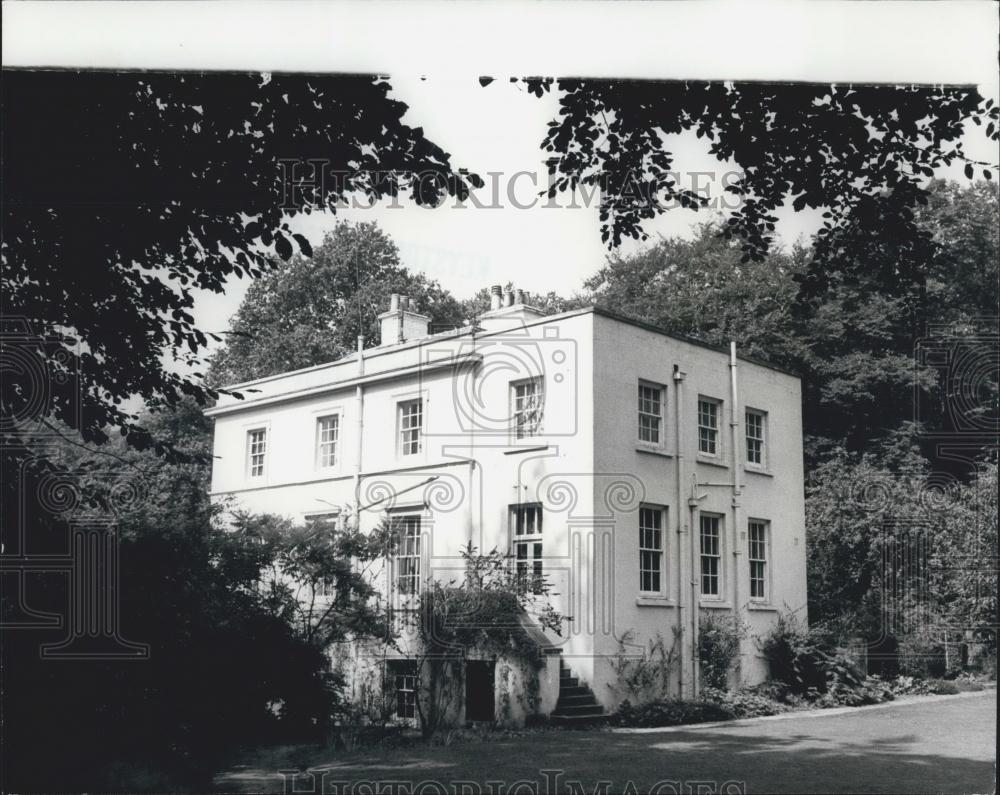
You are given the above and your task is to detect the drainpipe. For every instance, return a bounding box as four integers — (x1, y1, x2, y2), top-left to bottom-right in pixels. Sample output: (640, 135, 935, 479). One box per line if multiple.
(354, 335, 365, 510)
(729, 341, 743, 680)
(672, 365, 687, 697)
(688, 474, 702, 700)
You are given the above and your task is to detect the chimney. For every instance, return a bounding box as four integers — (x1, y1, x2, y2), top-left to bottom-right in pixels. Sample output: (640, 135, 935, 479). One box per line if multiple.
(377, 293, 430, 346)
(478, 283, 547, 332)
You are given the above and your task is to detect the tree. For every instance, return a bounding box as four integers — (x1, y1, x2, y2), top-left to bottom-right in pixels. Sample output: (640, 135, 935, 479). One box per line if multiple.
(584, 218, 809, 366)
(517, 79, 998, 260)
(1, 402, 396, 790)
(209, 221, 466, 385)
(2, 70, 479, 452)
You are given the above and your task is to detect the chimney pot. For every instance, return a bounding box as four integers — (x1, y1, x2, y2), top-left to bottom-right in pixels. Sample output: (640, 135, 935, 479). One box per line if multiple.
(503, 290, 515, 307)
(389, 293, 400, 312)
(489, 284, 502, 311)
(400, 295, 409, 310)
(514, 289, 525, 305)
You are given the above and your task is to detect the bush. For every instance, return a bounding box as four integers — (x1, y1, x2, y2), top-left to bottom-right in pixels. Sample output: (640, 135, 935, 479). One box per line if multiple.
(611, 698, 734, 728)
(760, 614, 867, 696)
(701, 687, 788, 719)
(699, 614, 745, 690)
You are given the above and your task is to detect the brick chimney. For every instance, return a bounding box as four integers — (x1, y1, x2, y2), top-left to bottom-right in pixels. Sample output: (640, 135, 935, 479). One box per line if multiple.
(378, 293, 431, 346)
(478, 284, 545, 332)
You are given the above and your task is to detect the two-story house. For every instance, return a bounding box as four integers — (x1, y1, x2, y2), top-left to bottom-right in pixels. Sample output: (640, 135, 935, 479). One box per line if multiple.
(206, 286, 808, 726)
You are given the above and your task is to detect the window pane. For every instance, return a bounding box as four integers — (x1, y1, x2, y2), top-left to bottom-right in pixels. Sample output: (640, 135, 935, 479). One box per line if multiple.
(248, 429, 267, 477)
(699, 515, 721, 596)
(400, 400, 423, 455)
(513, 378, 544, 438)
(698, 400, 718, 455)
(317, 415, 339, 467)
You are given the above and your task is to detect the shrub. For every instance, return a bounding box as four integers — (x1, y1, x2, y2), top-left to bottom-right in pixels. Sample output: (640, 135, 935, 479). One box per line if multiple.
(701, 687, 787, 719)
(611, 698, 734, 728)
(760, 614, 866, 697)
(699, 613, 746, 690)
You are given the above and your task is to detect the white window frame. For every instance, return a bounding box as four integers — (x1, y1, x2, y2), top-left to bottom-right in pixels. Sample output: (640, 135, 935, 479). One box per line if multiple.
(511, 377, 545, 440)
(246, 427, 267, 479)
(697, 397, 721, 457)
(638, 505, 666, 595)
(398, 399, 423, 457)
(637, 381, 665, 447)
(699, 513, 723, 599)
(748, 518, 770, 602)
(392, 512, 422, 597)
(315, 413, 340, 470)
(745, 409, 767, 469)
(510, 503, 544, 590)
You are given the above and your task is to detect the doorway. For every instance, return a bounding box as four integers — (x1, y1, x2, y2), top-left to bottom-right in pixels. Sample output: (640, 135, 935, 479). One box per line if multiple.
(465, 660, 495, 722)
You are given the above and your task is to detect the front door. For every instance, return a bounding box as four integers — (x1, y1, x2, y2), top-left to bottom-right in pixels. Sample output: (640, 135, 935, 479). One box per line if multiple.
(465, 660, 495, 722)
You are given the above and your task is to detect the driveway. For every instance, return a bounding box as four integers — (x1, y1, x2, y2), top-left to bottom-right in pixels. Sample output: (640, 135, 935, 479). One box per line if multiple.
(215, 691, 996, 794)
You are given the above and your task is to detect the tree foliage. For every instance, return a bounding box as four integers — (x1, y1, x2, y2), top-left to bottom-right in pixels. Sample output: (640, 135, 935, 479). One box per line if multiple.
(209, 221, 466, 385)
(2, 70, 478, 450)
(521, 79, 998, 257)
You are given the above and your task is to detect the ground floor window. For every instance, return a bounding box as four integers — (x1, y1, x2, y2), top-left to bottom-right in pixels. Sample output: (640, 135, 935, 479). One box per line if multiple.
(388, 660, 418, 720)
(748, 519, 769, 600)
(700, 514, 722, 597)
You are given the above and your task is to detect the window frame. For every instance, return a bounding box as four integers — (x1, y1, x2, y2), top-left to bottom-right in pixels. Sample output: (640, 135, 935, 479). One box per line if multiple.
(745, 408, 767, 470)
(699, 513, 723, 599)
(315, 413, 341, 470)
(748, 518, 770, 602)
(637, 380, 666, 448)
(391, 512, 423, 598)
(246, 427, 268, 479)
(398, 399, 423, 457)
(510, 376, 545, 440)
(509, 503, 544, 590)
(638, 504, 666, 595)
(697, 397, 722, 458)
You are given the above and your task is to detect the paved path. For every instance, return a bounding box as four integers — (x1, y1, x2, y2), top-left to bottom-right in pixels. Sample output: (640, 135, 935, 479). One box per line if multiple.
(215, 691, 996, 794)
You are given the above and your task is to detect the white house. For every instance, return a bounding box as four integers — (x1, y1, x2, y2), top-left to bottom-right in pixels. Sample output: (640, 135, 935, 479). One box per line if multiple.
(206, 286, 808, 726)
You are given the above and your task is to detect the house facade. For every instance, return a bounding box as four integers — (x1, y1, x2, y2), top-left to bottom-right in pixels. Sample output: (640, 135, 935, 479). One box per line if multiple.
(206, 287, 808, 726)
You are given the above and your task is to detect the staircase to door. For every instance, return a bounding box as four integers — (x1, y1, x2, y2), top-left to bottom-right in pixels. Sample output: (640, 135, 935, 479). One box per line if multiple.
(550, 659, 606, 726)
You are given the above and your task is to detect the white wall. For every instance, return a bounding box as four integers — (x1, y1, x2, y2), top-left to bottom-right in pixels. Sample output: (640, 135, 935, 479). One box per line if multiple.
(207, 307, 807, 716)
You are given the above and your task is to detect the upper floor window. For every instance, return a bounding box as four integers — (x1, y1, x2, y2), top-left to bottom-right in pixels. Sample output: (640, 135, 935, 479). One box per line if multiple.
(639, 505, 665, 594)
(247, 428, 267, 478)
(399, 399, 423, 456)
(748, 519, 769, 601)
(698, 398, 720, 456)
(745, 409, 766, 467)
(392, 514, 422, 595)
(316, 414, 340, 468)
(510, 503, 543, 590)
(699, 514, 722, 597)
(638, 382, 664, 445)
(512, 377, 544, 439)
